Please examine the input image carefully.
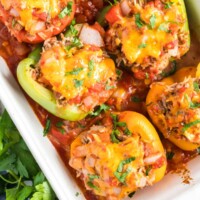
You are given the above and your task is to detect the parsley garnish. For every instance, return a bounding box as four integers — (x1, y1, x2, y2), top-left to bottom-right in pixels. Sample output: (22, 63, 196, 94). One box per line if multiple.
(87, 174, 100, 191)
(110, 114, 132, 143)
(88, 59, 95, 77)
(182, 120, 200, 132)
(138, 43, 147, 49)
(75, 192, 80, 196)
(128, 191, 136, 198)
(166, 151, 175, 160)
(55, 121, 65, 134)
(65, 67, 84, 76)
(65, 37, 83, 51)
(135, 14, 144, 28)
(43, 118, 51, 136)
(74, 79, 83, 88)
(58, 1, 73, 18)
(90, 104, 110, 117)
(145, 165, 152, 176)
(88, 174, 100, 181)
(65, 19, 79, 38)
(110, 129, 120, 143)
(105, 81, 115, 90)
(116, 69, 122, 79)
(193, 81, 200, 92)
(149, 14, 156, 29)
(131, 96, 141, 103)
(189, 101, 200, 109)
(87, 181, 99, 191)
(164, 1, 173, 9)
(158, 24, 170, 32)
(114, 157, 135, 184)
(117, 157, 135, 172)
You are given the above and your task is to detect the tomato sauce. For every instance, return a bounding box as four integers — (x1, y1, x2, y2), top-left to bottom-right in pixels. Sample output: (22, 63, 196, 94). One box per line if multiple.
(0, 7, 200, 199)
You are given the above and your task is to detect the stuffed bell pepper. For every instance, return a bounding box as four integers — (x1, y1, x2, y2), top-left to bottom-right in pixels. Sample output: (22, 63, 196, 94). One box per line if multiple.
(0, 0, 75, 43)
(17, 23, 117, 121)
(105, 0, 190, 83)
(69, 111, 167, 199)
(146, 64, 200, 151)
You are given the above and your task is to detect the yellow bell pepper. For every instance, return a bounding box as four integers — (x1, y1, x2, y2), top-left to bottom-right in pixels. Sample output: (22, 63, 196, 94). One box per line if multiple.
(69, 111, 166, 199)
(146, 65, 200, 151)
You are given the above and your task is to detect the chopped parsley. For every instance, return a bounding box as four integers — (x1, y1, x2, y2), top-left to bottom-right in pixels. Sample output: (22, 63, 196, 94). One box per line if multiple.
(110, 129, 120, 143)
(116, 69, 122, 79)
(117, 157, 135, 172)
(145, 72, 149, 79)
(135, 14, 144, 28)
(87, 181, 99, 191)
(189, 101, 200, 109)
(87, 59, 95, 77)
(58, 1, 73, 18)
(182, 120, 200, 132)
(193, 81, 200, 92)
(55, 121, 65, 134)
(90, 104, 110, 117)
(110, 114, 132, 143)
(88, 174, 100, 181)
(114, 157, 135, 184)
(138, 43, 147, 49)
(105, 81, 115, 90)
(164, 1, 173, 9)
(128, 191, 136, 198)
(87, 174, 100, 191)
(43, 118, 51, 136)
(149, 14, 156, 29)
(166, 151, 175, 160)
(75, 192, 80, 196)
(74, 79, 83, 88)
(158, 24, 170, 33)
(11, 19, 17, 27)
(69, 19, 78, 36)
(145, 165, 152, 176)
(65, 37, 83, 51)
(131, 96, 142, 103)
(65, 67, 84, 76)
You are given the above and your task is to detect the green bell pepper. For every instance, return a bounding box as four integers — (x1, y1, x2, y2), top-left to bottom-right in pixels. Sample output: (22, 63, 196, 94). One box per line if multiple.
(17, 47, 88, 121)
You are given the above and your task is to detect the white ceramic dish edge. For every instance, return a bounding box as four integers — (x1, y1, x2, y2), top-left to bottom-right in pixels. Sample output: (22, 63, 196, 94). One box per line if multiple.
(0, 57, 84, 200)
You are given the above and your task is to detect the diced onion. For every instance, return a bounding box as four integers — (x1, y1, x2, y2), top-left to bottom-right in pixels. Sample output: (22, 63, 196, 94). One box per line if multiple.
(120, 0, 132, 16)
(144, 153, 162, 165)
(10, 8, 19, 17)
(79, 24, 104, 47)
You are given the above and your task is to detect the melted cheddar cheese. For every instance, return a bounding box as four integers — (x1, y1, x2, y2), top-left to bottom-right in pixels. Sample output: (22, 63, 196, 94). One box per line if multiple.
(121, 0, 185, 64)
(39, 44, 116, 101)
(106, 0, 189, 82)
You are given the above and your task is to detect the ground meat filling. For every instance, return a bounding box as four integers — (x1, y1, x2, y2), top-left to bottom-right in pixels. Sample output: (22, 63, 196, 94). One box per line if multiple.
(152, 78, 200, 144)
(105, 0, 190, 83)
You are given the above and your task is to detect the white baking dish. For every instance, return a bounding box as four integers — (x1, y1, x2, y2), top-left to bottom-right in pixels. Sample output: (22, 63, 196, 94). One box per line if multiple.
(0, 0, 200, 199)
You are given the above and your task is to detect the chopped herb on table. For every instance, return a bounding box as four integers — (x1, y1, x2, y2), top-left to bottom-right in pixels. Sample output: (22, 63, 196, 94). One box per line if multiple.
(0, 110, 56, 200)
